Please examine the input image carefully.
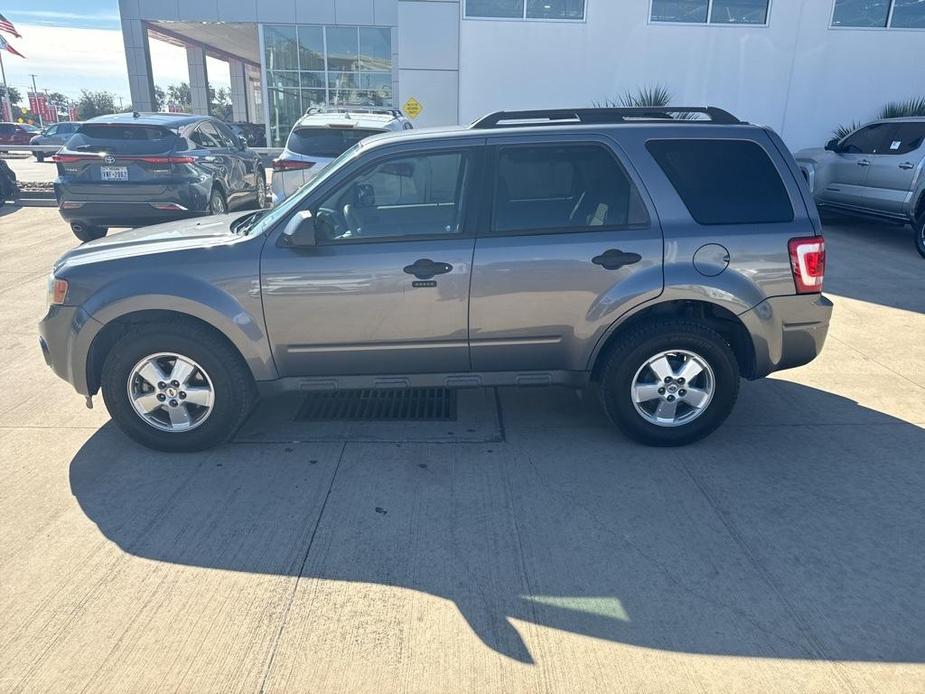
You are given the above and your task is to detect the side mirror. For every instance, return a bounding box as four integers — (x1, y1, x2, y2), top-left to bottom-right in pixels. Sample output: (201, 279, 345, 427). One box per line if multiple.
(824, 138, 841, 153)
(280, 210, 317, 248)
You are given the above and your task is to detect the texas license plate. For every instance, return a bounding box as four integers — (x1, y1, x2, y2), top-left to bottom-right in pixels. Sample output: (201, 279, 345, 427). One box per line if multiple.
(100, 166, 128, 181)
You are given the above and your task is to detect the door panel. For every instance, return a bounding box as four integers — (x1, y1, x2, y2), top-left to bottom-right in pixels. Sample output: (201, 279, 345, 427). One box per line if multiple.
(261, 238, 474, 376)
(470, 229, 662, 371)
(260, 146, 480, 377)
(863, 123, 925, 213)
(469, 140, 663, 373)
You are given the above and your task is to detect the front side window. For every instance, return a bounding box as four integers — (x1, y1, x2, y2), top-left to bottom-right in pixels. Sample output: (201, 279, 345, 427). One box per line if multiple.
(651, 0, 769, 24)
(832, 0, 925, 27)
(647, 139, 793, 225)
(840, 123, 895, 154)
(314, 151, 471, 242)
(492, 144, 649, 233)
(465, 0, 585, 20)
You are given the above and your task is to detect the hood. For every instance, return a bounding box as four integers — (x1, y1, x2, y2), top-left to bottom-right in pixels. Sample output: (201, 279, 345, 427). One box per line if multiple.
(794, 147, 828, 161)
(56, 213, 249, 271)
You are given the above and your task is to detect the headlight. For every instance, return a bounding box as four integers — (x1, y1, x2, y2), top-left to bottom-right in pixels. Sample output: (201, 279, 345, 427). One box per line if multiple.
(47, 275, 68, 306)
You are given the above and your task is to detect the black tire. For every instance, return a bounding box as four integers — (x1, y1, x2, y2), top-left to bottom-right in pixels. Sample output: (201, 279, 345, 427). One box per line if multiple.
(251, 174, 267, 210)
(71, 224, 108, 243)
(208, 187, 227, 216)
(915, 214, 925, 259)
(100, 321, 256, 452)
(599, 320, 740, 447)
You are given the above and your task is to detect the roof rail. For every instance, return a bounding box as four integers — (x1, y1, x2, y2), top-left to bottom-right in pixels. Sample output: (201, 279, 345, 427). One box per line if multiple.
(470, 106, 741, 129)
(306, 105, 404, 119)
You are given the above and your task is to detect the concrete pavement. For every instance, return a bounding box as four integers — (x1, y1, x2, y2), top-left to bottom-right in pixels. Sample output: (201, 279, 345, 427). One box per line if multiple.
(0, 207, 923, 693)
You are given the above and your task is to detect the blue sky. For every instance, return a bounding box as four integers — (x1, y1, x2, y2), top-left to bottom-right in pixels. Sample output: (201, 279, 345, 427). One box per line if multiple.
(3, 2, 229, 104)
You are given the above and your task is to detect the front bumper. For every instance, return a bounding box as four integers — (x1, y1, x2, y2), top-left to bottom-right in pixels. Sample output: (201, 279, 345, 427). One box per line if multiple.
(739, 293, 834, 378)
(39, 305, 103, 396)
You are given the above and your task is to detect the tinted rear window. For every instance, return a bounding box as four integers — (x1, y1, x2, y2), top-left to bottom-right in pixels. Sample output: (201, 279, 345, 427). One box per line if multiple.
(287, 127, 384, 158)
(646, 139, 793, 225)
(69, 124, 179, 154)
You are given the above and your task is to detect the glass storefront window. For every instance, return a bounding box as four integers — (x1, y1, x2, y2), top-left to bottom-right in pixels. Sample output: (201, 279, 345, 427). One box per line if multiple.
(262, 24, 394, 146)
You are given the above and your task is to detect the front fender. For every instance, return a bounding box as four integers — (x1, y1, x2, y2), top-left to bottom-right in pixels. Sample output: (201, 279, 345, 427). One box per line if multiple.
(82, 272, 277, 381)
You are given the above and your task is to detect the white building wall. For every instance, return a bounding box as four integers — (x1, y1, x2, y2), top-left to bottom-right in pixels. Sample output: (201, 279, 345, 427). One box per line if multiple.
(457, 0, 925, 150)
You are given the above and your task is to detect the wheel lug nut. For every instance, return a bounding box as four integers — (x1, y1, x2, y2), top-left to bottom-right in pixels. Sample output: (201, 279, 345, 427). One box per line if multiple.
(677, 378, 685, 385)
(664, 377, 672, 384)
(157, 381, 166, 389)
(679, 389, 687, 397)
(171, 380, 180, 388)
(156, 393, 166, 402)
(179, 391, 186, 399)
(658, 387, 666, 395)
(667, 395, 676, 402)
(169, 399, 178, 407)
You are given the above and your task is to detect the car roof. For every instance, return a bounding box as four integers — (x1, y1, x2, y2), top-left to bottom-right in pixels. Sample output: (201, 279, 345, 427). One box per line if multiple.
(84, 112, 207, 128)
(293, 110, 405, 131)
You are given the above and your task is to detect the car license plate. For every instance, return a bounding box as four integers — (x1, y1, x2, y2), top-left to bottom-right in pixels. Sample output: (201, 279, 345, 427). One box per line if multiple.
(100, 166, 128, 182)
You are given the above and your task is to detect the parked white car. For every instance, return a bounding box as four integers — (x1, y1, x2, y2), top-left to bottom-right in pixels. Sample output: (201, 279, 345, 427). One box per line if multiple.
(270, 107, 412, 204)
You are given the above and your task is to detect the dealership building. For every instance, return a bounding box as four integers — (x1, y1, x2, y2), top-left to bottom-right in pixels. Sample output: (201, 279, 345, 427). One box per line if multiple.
(118, 0, 925, 150)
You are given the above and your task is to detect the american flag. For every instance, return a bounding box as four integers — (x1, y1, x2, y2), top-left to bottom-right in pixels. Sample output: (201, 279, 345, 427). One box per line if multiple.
(0, 35, 24, 59)
(0, 13, 20, 39)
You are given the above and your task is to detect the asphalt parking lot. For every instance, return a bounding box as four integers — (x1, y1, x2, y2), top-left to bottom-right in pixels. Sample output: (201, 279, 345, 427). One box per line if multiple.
(1, 206, 923, 693)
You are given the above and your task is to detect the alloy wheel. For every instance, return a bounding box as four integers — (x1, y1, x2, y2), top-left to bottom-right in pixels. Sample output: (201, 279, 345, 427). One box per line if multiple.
(127, 352, 215, 432)
(631, 349, 715, 427)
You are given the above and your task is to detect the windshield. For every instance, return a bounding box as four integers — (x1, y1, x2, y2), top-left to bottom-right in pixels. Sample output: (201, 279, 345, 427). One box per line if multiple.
(243, 142, 363, 237)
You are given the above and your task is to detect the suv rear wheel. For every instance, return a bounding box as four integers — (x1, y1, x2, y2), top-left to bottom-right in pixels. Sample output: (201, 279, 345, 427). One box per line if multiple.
(208, 188, 227, 216)
(915, 213, 925, 259)
(71, 223, 108, 243)
(599, 321, 740, 446)
(101, 322, 255, 452)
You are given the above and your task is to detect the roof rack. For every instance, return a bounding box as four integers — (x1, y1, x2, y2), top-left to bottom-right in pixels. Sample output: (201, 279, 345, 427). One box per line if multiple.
(470, 106, 741, 129)
(305, 105, 404, 118)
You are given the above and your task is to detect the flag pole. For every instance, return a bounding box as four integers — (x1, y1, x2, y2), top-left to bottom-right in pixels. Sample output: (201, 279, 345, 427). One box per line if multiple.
(0, 50, 10, 122)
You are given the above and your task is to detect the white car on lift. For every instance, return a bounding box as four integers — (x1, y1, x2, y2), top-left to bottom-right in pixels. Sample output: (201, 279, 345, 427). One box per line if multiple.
(270, 106, 413, 204)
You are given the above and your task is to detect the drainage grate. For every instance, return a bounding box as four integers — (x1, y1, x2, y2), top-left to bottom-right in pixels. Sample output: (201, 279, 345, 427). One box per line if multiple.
(295, 388, 457, 422)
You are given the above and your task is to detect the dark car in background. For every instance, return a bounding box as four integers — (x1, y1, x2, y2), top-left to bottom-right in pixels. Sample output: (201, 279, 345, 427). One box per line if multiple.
(53, 113, 267, 242)
(228, 121, 266, 148)
(30, 121, 81, 161)
(0, 122, 40, 145)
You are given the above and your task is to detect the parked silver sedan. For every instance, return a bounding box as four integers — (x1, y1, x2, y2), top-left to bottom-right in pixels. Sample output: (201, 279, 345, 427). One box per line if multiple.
(794, 118, 925, 257)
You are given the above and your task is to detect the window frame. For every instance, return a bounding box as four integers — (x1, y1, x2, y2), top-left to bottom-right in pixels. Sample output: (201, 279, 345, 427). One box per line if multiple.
(648, 0, 772, 26)
(829, 0, 925, 30)
(484, 140, 653, 238)
(307, 145, 485, 247)
(463, 0, 587, 23)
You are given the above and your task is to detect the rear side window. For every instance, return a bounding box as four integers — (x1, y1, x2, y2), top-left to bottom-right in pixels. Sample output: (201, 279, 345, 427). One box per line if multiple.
(884, 123, 925, 156)
(287, 127, 384, 158)
(492, 144, 650, 233)
(647, 139, 793, 225)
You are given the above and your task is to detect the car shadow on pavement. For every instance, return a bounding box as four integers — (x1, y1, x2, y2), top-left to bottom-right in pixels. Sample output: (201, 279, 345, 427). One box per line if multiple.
(68, 381, 925, 665)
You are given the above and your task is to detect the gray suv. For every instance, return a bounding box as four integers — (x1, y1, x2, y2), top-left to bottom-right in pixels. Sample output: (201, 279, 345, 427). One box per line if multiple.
(39, 107, 832, 452)
(795, 118, 925, 257)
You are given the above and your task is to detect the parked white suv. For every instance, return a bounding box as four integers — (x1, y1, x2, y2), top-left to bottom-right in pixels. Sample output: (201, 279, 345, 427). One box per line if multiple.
(270, 106, 412, 204)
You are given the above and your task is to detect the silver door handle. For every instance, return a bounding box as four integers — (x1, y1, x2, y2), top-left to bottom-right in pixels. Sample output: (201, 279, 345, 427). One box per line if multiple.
(899, 162, 915, 170)
(857, 160, 870, 167)
(202, 155, 218, 163)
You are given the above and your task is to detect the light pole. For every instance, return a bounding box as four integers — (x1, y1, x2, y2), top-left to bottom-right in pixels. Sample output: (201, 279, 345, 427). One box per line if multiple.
(29, 73, 43, 127)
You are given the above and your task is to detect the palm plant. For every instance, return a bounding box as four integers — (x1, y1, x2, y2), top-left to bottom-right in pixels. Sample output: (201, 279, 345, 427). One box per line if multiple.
(832, 121, 862, 141)
(879, 97, 925, 119)
(594, 85, 698, 119)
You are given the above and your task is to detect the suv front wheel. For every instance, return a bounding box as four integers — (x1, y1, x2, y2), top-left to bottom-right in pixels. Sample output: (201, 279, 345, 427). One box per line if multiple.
(599, 321, 740, 446)
(915, 213, 925, 259)
(101, 322, 255, 451)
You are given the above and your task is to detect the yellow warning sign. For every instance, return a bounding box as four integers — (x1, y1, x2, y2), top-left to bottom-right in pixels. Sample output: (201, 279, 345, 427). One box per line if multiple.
(403, 97, 423, 119)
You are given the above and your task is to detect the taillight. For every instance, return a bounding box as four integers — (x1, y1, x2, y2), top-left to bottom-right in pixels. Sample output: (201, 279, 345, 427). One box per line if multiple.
(788, 236, 825, 294)
(47, 276, 68, 306)
(52, 154, 93, 164)
(272, 159, 316, 172)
